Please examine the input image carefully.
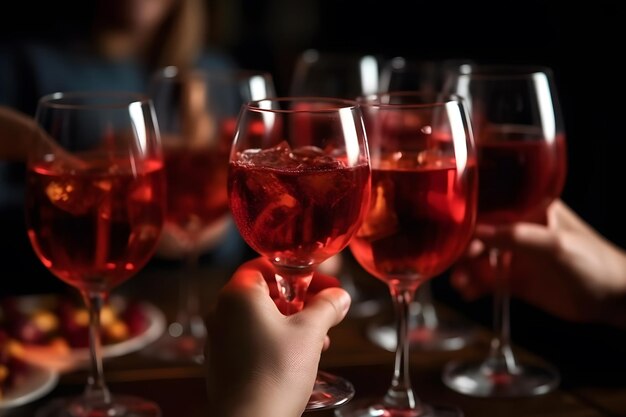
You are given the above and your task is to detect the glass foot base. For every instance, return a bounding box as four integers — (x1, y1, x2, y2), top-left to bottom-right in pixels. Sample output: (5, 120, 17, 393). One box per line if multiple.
(36, 395, 161, 417)
(143, 328, 205, 364)
(334, 397, 462, 417)
(348, 298, 386, 319)
(367, 318, 476, 352)
(442, 360, 560, 397)
(307, 371, 355, 411)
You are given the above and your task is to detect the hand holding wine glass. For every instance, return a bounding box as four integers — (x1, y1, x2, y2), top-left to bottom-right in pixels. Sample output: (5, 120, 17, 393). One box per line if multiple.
(25, 92, 165, 417)
(336, 92, 478, 417)
(451, 198, 626, 329)
(207, 257, 351, 417)
(442, 65, 567, 398)
(367, 56, 479, 353)
(227, 97, 371, 410)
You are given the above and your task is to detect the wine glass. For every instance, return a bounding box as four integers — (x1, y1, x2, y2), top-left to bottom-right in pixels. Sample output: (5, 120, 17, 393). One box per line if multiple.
(335, 92, 478, 417)
(379, 56, 440, 93)
(228, 97, 370, 410)
(289, 48, 385, 318)
(368, 56, 479, 352)
(290, 49, 382, 98)
(441, 65, 566, 397)
(26, 92, 165, 417)
(147, 67, 275, 363)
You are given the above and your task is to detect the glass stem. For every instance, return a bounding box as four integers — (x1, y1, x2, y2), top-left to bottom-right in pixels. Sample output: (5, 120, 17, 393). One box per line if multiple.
(184, 250, 200, 319)
(485, 248, 517, 374)
(413, 281, 439, 329)
(384, 283, 422, 411)
(173, 250, 206, 338)
(274, 265, 313, 315)
(82, 291, 111, 405)
(179, 250, 199, 321)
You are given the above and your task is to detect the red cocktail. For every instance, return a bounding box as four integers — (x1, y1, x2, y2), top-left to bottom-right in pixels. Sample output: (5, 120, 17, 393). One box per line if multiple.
(25, 92, 164, 417)
(442, 65, 566, 398)
(149, 69, 276, 363)
(476, 126, 567, 225)
(229, 144, 369, 268)
(163, 147, 228, 232)
(351, 153, 476, 285)
(27, 156, 164, 292)
(337, 93, 477, 417)
(228, 97, 370, 410)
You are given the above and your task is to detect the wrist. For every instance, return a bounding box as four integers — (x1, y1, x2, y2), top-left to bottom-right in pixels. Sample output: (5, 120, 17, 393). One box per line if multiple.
(213, 378, 307, 417)
(598, 246, 626, 329)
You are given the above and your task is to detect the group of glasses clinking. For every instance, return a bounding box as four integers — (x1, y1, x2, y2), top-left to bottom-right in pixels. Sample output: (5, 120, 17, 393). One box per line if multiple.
(25, 50, 566, 417)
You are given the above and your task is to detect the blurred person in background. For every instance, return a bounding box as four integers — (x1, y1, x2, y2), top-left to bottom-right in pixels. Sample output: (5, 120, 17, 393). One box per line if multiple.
(0, 0, 233, 115)
(0, 0, 246, 295)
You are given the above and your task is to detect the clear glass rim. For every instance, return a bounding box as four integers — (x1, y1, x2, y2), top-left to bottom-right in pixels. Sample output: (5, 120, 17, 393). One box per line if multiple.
(384, 56, 441, 70)
(359, 91, 463, 109)
(152, 65, 274, 83)
(37, 91, 150, 110)
(298, 48, 381, 64)
(454, 64, 554, 79)
(246, 96, 359, 113)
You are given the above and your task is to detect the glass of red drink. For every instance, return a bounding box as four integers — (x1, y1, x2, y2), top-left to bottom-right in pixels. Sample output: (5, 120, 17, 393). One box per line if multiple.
(228, 97, 371, 410)
(148, 67, 275, 363)
(441, 65, 567, 397)
(289, 49, 386, 319)
(336, 92, 478, 417)
(25, 92, 166, 417)
(367, 57, 480, 354)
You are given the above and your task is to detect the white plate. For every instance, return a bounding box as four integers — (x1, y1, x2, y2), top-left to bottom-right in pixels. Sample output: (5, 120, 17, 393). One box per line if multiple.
(0, 364, 58, 409)
(21, 302, 165, 372)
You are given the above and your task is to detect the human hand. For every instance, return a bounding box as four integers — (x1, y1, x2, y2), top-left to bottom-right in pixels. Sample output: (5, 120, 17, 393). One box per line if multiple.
(451, 200, 626, 327)
(206, 257, 351, 417)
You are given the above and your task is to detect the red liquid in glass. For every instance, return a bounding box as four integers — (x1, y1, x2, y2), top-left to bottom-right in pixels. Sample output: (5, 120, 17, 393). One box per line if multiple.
(228, 145, 370, 267)
(476, 125, 567, 225)
(350, 153, 477, 285)
(164, 147, 229, 233)
(26, 157, 165, 292)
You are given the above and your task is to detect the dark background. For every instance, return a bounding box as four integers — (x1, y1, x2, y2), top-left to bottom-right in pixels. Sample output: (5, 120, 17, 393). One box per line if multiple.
(192, 0, 626, 388)
(239, 0, 625, 247)
(217, 0, 625, 249)
(2, 0, 625, 387)
(3, 0, 621, 244)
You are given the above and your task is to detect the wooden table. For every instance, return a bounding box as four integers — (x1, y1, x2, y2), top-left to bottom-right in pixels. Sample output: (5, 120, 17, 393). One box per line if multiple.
(6, 259, 626, 417)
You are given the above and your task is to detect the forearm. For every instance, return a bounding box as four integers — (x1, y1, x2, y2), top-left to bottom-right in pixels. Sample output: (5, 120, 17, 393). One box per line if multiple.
(603, 247, 626, 330)
(0, 106, 36, 160)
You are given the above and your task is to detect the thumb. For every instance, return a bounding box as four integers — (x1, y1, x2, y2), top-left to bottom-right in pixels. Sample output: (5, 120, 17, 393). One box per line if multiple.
(215, 259, 278, 318)
(295, 287, 351, 331)
(509, 222, 560, 255)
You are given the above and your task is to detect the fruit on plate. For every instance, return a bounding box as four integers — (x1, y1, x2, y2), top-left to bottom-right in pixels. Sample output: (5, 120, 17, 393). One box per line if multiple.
(0, 295, 149, 351)
(0, 330, 27, 400)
